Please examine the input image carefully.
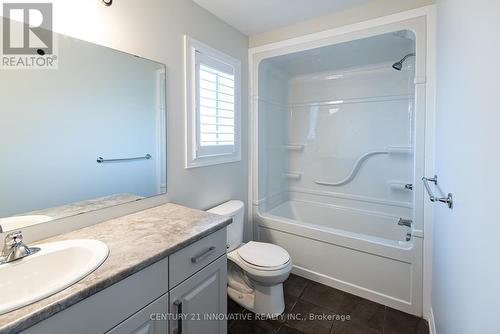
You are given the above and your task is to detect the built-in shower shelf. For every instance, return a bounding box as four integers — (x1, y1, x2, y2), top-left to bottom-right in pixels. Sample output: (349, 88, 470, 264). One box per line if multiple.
(285, 172, 302, 180)
(389, 181, 413, 191)
(386, 146, 413, 155)
(284, 144, 305, 151)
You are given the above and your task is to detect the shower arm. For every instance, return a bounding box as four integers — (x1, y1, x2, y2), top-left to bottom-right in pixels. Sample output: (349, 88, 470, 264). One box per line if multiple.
(399, 53, 415, 63)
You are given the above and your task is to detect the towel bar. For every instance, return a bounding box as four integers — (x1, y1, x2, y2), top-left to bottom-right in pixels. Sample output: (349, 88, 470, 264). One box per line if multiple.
(422, 175, 453, 209)
(96, 154, 152, 163)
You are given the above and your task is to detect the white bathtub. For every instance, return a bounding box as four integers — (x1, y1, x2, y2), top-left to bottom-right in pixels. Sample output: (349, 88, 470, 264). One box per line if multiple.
(255, 200, 422, 315)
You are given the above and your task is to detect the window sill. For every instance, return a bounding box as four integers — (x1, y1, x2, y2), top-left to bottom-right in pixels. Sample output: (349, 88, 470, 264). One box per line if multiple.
(185, 153, 241, 169)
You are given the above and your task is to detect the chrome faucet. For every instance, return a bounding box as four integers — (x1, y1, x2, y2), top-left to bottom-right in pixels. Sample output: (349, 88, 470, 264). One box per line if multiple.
(0, 231, 40, 264)
(397, 218, 412, 228)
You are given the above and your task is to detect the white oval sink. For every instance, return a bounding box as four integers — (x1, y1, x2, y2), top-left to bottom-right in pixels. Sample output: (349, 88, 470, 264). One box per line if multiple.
(0, 239, 109, 315)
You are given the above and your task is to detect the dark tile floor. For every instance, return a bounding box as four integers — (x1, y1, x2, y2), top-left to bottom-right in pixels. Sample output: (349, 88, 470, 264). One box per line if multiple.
(228, 274, 429, 334)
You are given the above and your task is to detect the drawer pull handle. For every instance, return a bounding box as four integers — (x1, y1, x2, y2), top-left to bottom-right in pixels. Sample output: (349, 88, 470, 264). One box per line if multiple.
(173, 300, 183, 334)
(191, 246, 216, 263)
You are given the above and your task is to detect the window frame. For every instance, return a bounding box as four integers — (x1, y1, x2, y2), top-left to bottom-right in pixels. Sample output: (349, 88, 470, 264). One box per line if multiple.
(185, 36, 242, 169)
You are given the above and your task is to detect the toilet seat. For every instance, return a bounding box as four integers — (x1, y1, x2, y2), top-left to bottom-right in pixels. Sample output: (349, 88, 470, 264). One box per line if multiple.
(228, 242, 292, 277)
(236, 252, 290, 271)
(237, 241, 290, 269)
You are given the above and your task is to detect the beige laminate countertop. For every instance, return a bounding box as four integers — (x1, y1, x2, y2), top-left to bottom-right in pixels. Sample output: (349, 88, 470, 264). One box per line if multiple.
(0, 203, 231, 334)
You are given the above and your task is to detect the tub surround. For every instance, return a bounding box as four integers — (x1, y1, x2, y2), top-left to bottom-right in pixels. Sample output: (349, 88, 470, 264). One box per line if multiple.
(0, 203, 231, 334)
(251, 14, 429, 317)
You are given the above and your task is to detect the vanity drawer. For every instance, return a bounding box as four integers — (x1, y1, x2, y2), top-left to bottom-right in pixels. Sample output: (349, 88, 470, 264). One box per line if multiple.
(169, 228, 226, 288)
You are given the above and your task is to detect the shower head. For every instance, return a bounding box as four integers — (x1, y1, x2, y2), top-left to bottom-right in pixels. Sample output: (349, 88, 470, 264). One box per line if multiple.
(392, 53, 415, 71)
(392, 62, 403, 71)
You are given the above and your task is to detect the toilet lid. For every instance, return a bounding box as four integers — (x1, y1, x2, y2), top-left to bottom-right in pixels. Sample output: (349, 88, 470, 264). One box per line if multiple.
(237, 241, 290, 268)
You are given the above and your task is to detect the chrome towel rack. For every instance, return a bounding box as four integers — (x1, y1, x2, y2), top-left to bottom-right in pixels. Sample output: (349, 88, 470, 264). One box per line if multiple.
(96, 154, 152, 163)
(422, 175, 453, 209)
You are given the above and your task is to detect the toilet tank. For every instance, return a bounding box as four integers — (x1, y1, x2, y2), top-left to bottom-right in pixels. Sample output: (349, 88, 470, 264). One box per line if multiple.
(207, 200, 244, 252)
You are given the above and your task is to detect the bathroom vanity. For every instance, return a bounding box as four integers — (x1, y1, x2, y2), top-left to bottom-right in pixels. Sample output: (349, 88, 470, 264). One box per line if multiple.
(0, 203, 231, 334)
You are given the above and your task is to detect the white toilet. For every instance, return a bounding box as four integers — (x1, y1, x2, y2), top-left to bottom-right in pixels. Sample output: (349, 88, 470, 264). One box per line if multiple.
(208, 200, 292, 316)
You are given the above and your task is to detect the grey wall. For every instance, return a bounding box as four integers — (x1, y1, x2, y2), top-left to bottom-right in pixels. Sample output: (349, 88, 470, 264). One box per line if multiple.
(433, 0, 500, 333)
(48, 0, 250, 238)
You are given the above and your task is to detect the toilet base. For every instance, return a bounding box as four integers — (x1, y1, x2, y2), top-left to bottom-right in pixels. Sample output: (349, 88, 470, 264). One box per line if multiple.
(228, 286, 255, 312)
(254, 283, 285, 316)
(228, 283, 285, 317)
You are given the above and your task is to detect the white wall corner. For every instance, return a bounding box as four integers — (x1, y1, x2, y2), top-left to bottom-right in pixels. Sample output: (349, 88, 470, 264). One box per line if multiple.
(422, 3, 437, 322)
(427, 307, 437, 334)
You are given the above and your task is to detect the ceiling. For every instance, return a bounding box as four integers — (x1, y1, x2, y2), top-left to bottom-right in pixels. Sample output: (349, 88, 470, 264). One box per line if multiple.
(192, 0, 371, 35)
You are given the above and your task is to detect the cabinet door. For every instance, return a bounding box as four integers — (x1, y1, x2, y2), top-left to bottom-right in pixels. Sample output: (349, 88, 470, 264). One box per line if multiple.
(107, 293, 168, 334)
(169, 255, 227, 334)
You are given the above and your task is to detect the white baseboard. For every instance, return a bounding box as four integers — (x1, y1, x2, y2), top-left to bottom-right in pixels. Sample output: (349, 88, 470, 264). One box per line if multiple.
(427, 307, 437, 334)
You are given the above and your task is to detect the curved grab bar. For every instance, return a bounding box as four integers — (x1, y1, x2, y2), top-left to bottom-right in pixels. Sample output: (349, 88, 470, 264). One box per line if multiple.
(314, 146, 412, 187)
(315, 150, 388, 186)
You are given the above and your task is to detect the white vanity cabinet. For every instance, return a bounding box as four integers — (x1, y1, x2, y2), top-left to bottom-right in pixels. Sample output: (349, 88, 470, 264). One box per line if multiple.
(22, 228, 227, 334)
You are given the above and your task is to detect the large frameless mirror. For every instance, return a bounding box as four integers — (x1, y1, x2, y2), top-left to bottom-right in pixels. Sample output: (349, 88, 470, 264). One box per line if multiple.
(0, 31, 167, 232)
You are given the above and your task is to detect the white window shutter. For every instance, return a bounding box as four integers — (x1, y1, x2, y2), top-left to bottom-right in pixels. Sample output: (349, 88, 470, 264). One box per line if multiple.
(185, 36, 241, 168)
